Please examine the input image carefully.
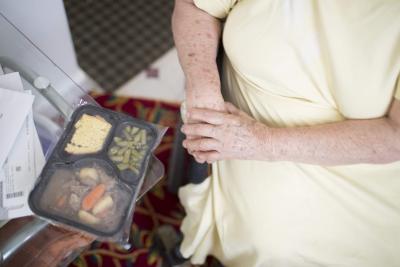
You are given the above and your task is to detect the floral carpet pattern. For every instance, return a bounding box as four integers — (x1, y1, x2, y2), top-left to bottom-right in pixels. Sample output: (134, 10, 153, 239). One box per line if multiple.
(68, 93, 184, 267)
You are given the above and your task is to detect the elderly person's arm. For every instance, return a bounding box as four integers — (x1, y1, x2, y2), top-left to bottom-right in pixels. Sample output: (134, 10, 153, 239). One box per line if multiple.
(182, 99, 400, 165)
(172, 0, 225, 112)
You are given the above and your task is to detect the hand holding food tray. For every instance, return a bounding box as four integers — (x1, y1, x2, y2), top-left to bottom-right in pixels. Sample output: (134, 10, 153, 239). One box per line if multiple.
(28, 104, 166, 242)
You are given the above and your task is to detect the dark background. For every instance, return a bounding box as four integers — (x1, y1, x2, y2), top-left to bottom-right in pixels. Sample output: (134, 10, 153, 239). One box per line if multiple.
(64, 0, 175, 92)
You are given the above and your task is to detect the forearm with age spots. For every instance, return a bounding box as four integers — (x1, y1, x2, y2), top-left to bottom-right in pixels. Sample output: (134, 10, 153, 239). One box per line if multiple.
(268, 109, 400, 165)
(172, 0, 221, 90)
(182, 101, 400, 164)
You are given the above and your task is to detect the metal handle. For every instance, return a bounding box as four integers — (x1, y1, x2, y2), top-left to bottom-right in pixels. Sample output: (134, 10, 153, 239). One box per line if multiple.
(0, 56, 73, 119)
(0, 218, 48, 264)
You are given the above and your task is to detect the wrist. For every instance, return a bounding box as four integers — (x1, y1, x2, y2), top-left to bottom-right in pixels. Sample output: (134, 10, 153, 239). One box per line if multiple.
(185, 74, 223, 110)
(255, 123, 280, 162)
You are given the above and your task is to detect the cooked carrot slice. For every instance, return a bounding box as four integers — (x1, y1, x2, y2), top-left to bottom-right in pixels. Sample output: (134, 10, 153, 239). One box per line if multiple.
(81, 184, 106, 211)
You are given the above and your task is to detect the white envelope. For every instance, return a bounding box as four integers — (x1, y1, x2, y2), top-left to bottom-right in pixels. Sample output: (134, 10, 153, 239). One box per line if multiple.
(0, 73, 44, 177)
(1, 111, 35, 208)
(0, 72, 45, 220)
(0, 72, 24, 91)
(0, 87, 35, 168)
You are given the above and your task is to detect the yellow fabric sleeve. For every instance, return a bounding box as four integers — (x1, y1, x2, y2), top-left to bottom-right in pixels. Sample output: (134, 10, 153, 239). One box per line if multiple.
(193, 0, 238, 19)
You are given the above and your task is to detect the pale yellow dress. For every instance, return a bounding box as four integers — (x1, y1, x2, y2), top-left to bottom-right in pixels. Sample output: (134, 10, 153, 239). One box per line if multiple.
(178, 1, 400, 266)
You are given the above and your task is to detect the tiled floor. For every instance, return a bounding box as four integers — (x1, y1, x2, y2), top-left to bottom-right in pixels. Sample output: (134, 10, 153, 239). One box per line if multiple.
(64, 0, 175, 92)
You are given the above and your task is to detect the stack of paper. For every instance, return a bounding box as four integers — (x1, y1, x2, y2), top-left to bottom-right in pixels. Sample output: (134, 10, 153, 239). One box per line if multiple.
(0, 71, 45, 220)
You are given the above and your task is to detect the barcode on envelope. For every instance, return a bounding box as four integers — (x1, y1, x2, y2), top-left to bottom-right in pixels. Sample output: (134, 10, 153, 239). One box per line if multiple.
(6, 191, 23, 199)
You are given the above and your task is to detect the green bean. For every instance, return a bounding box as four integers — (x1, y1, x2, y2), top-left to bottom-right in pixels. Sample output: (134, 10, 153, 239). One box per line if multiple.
(109, 147, 118, 155)
(132, 132, 141, 143)
(130, 154, 141, 161)
(139, 130, 146, 144)
(130, 127, 139, 135)
(123, 130, 132, 140)
(131, 162, 140, 168)
(123, 149, 130, 164)
(109, 125, 151, 174)
(116, 146, 128, 156)
(110, 155, 123, 162)
(117, 163, 129, 170)
(129, 166, 139, 174)
(115, 140, 129, 146)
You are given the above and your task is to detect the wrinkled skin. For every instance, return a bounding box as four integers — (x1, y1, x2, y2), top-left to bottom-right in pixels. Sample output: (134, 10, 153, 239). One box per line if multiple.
(184, 80, 225, 159)
(182, 102, 271, 163)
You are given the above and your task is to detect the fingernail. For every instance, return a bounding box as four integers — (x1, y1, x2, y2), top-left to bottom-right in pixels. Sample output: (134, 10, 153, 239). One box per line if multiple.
(182, 141, 186, 147)
(180, 126, 185, 133)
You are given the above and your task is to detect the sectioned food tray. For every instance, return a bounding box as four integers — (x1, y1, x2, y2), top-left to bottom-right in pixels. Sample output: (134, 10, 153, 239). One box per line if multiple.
(28, 104, 160, 238)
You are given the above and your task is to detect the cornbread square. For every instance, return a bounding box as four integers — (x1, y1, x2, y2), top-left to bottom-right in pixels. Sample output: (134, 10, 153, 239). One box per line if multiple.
(65, 114, 112, 154)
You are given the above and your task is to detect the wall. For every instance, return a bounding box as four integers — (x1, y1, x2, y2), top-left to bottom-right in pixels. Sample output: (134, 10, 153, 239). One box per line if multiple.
(0, 0, 98, 91)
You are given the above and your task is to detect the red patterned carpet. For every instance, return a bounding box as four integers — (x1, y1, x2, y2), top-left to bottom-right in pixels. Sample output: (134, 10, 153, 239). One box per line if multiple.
(68, 93, 184, 267)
